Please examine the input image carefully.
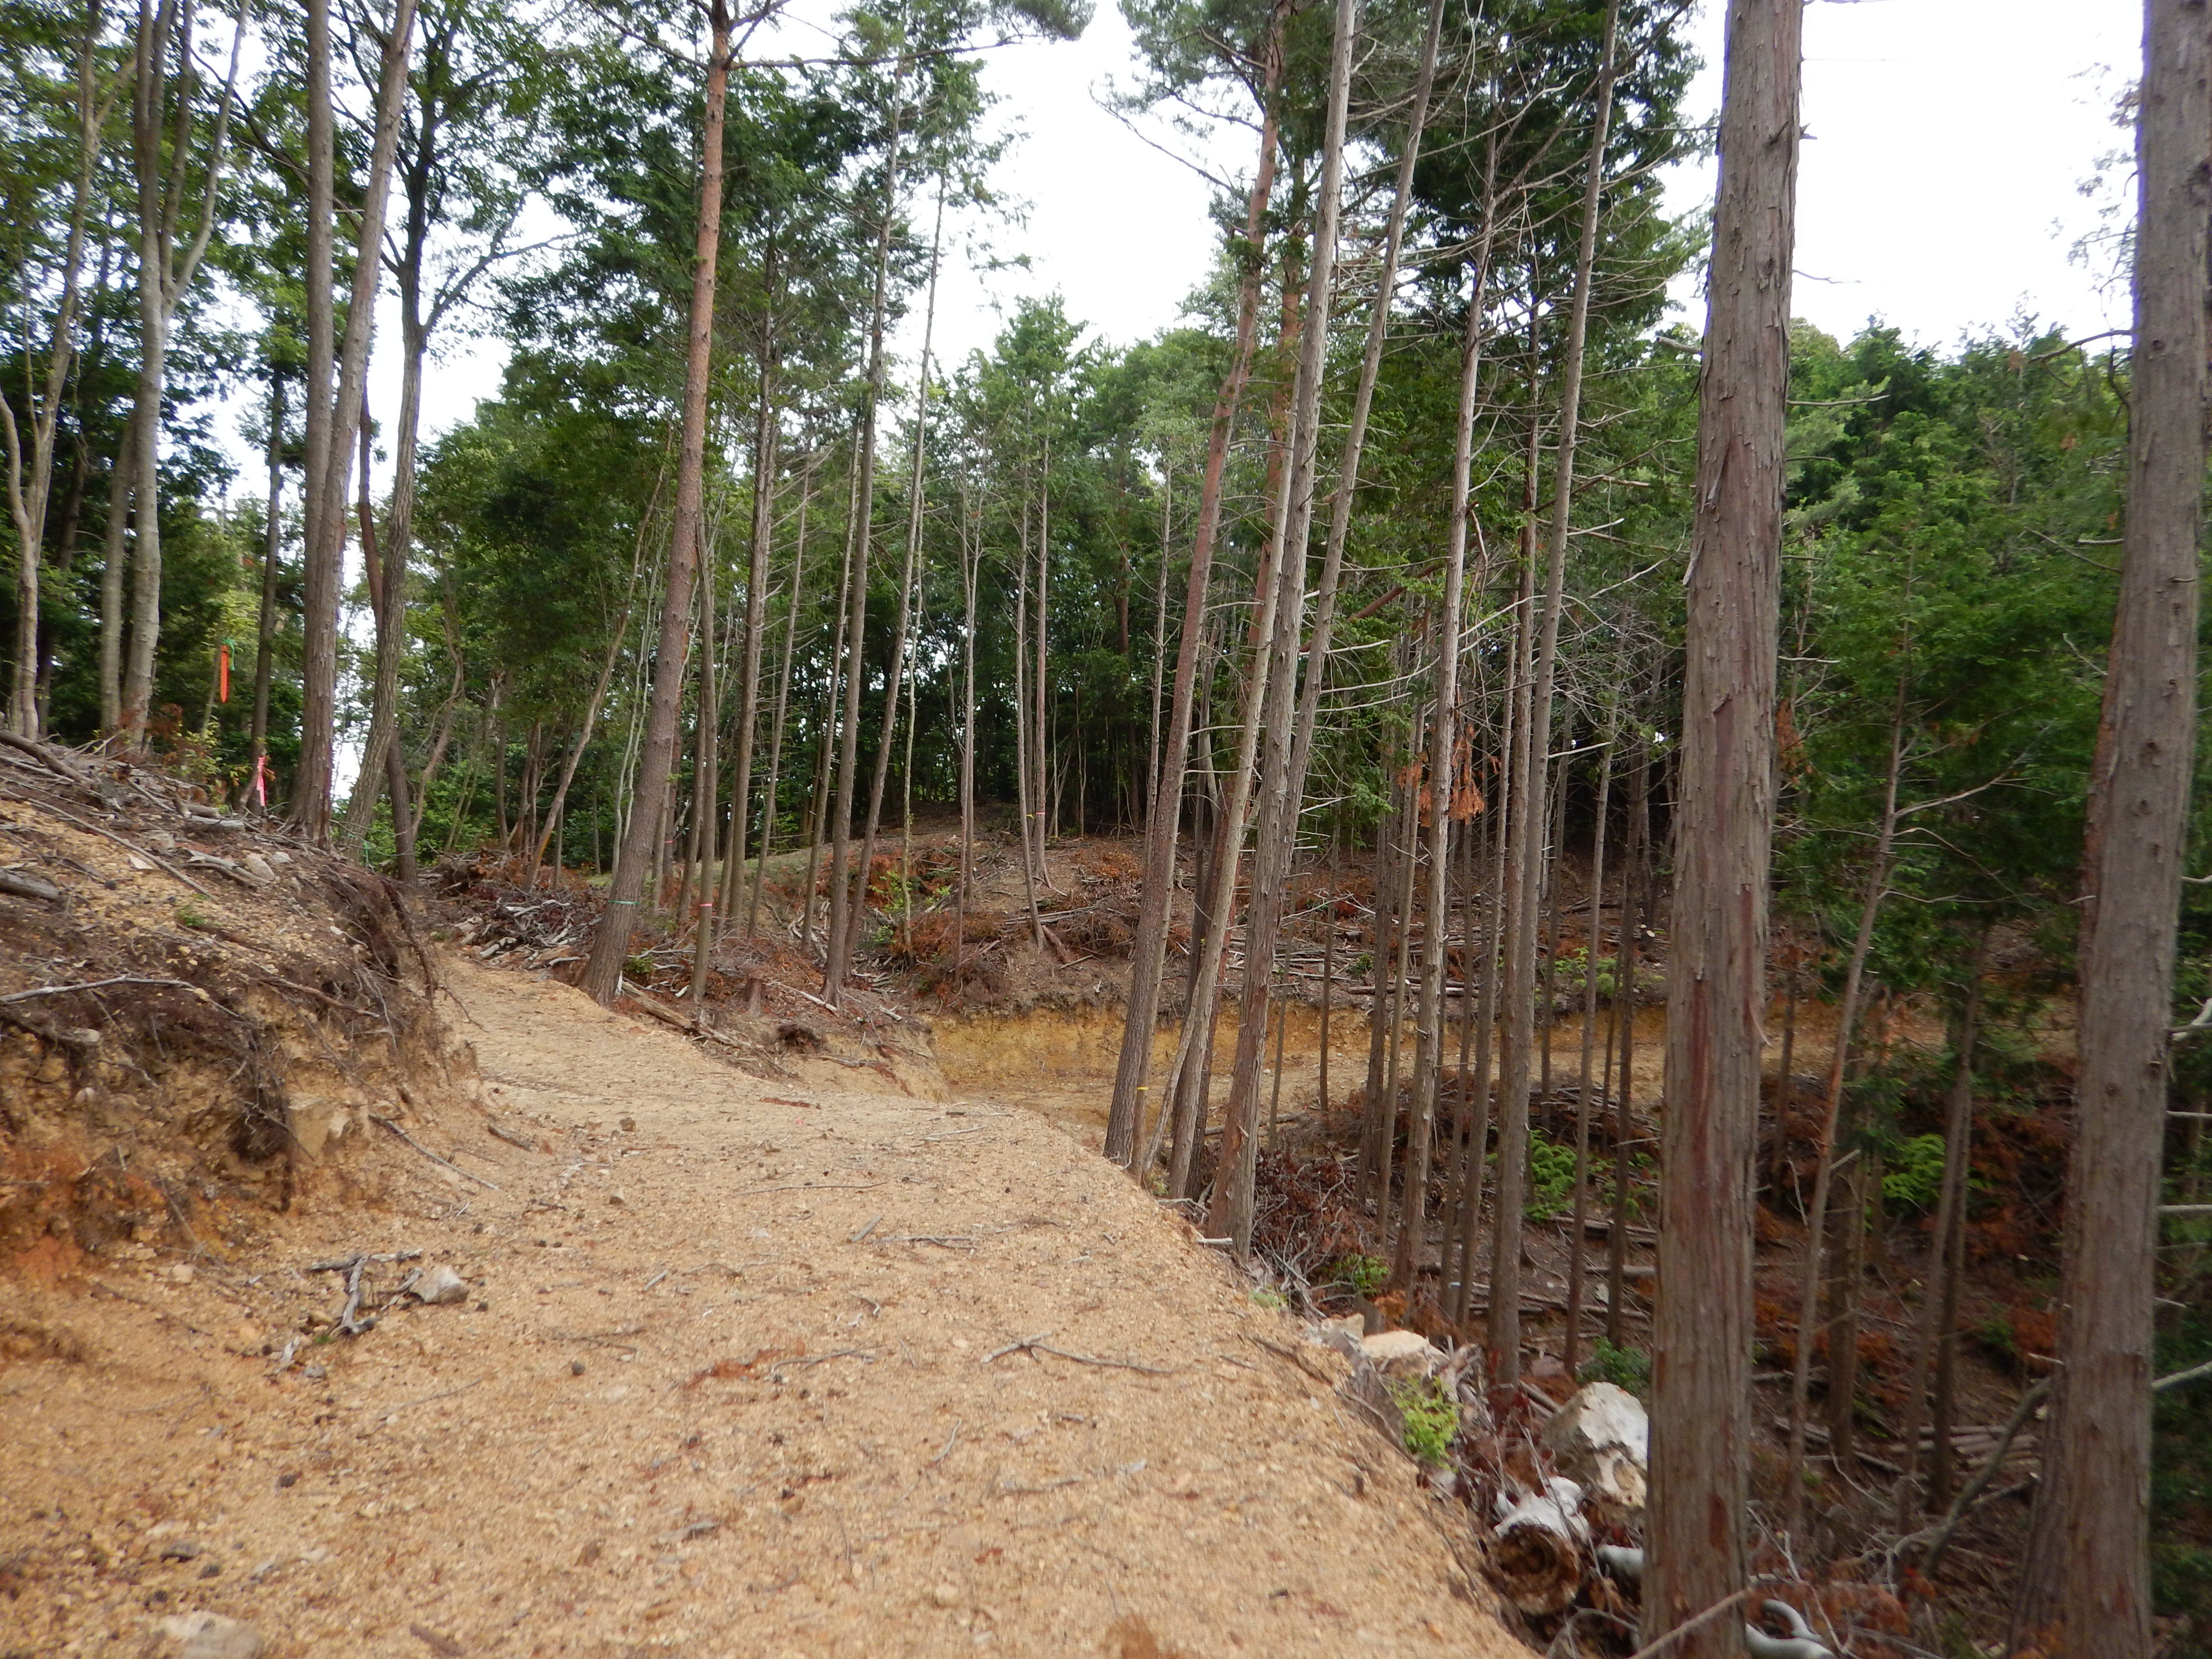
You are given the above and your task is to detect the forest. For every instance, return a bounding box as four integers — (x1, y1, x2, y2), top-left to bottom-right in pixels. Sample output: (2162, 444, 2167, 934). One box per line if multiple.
(0, 0, 2204, 1655)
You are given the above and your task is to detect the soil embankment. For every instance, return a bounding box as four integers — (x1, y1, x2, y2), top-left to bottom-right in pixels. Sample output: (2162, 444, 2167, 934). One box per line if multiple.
(1, 956, 1517, 1658)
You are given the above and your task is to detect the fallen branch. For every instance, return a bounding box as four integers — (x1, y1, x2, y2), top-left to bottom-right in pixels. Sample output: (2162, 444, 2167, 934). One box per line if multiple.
(0, 868, 63, 902)
(1913, 1376, 2051, 1576)
(766, 1348, 876, 1383)
(0, 729, 98, 791)
(368, 1112, 501, 1191)
(33, 800, 219, 900)
(982, 1332, 1177, 1374)
(1, 974, 241, 1010)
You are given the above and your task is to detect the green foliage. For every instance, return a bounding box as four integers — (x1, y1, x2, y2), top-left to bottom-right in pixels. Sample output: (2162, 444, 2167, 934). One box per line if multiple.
(1576, 1338, 1652, 1399)
(1881, 1132, 1950, 1211)
(1328, 1254, 1388, 1299)
(1524, 1134, 1577, 1222)
(1248, 1286, 1287, 1311)
(1389, 1376, 1457, 1467)
(174, 900, 208, 931)
(1550, 947, 1622, 1001)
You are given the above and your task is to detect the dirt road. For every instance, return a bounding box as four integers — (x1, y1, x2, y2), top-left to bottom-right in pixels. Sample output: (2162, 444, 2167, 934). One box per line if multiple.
(1, 957, 1516, 1658)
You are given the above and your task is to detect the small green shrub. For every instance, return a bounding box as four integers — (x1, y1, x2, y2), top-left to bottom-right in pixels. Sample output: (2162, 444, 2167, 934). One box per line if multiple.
(1577, 1337, 1652, 1398)
(1551, 946, 1621, 1000)
(1525, 1134, 1578, 1221)
(1390, 1376, 1457, 1466)
(1328, 1253, 1389, 1298)
(175, 900, 207, 930)
(1249, 1287, 1287, 1311)
(623, 953, 654, 982)
(1882, 1132, 1949, 1210)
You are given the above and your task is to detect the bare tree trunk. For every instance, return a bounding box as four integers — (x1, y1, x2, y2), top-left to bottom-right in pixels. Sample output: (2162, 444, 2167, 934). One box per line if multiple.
(1210, 0, 1359, 1253)
(350, 409, 416, 877)
(1449, 734, 1512, 1327)
(249, 383, 281, 796)
(2015, 3, 2208, 1646)
(1645, 0, 1799, 1648)
(850, 175, 944, 979)
(98, 409, 133, 733)
(723, 296, 779, 943)
(1606, 744, 1647, 1346)
(296, 0, 415, 835)
(1564, 722, 1617, 1375)
(1488, 456, 1541, 1362)
(803, 449, 860, 956)
(1361, 763, 1404, 1203)
(1103, 5, 1287, 1165)
(577, 0, 731, 1003)
(822, 88, 906, 1002)
(684, 535, 721, 1004)
(123, 0, 242, 743)
(1031, 432, 1053, 886)
(747, 458, 812, 938)
(4, 0, 104, 738)
(1897, 926, 1989, 1523)
(1384, 150, 1490, 1283)
(1489, 0, 1622, 1373)
(1784, 684, 1905, 1538)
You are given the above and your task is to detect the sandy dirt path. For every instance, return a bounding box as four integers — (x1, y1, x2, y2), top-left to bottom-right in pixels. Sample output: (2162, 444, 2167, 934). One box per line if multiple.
(1, 957, 1518, 1659)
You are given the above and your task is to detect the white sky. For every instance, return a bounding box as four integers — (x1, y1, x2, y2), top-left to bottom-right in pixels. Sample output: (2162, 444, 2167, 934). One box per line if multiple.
(334, 0, 2140, 476)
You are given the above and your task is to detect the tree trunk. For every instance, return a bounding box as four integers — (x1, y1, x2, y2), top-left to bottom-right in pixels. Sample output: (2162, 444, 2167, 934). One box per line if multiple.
(297, 0, 415, 836)
(1210, 0, 1359, 1253)
(1784, 682, 1905, 1537)
(1564, 723, 1618, 1375)
(1898, 926, 1989, 1523)
(850, 175, 944, 982)
(1645, 0, 1799, 1650)
(749, 458, 814, 938)
(250, 383, 281, 797)
(723, 289, 779, 942)
(350, 408, 416, 877)
(98, 409, 133, 733)
(821, 89, 906, 1002)
(685, 534, 720, 1004)
(4, 0, 102, 738)
(1606, 744, 1647, 1347)
(577, 0, 731, 1003)
(1490, 0, 1623, 1371)
(1102, 5, 1287, 1166)
(2014, 3, 2208, 1647)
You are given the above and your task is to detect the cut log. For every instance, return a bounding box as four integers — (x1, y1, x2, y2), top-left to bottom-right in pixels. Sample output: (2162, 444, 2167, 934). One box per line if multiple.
(1491, 1477, 1588, 1616)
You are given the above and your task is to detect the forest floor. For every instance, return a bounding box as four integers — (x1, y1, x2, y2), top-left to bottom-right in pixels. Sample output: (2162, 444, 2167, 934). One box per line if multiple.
(0, 954, 1521, 1659)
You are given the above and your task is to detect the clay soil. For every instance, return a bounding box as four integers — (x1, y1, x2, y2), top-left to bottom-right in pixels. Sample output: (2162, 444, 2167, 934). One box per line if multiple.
(0, 955, 1522, 1659)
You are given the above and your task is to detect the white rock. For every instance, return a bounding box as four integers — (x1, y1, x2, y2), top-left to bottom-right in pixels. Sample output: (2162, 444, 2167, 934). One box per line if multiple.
(412, 1263, 468, 1306)
(1356, 1329, 1441, 1376)
(1540, 1381, 1649, 1512)
(242, 853, 276, 883)
(157, 1612, 265, 1659)
(1310, 1315, 1363, 1358)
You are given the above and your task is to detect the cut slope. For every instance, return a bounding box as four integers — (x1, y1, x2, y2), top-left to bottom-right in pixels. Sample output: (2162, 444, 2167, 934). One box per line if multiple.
(0, 955, 1519, 1659)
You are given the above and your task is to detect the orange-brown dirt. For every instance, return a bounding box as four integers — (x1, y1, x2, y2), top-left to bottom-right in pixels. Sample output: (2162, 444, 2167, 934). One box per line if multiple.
(0, 956, 1525, 1659)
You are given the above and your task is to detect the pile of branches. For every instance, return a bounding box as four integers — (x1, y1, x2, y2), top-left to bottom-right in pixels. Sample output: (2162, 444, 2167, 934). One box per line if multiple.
(1250, 1149, 1378, 1290)
(433, 852, 602, 970)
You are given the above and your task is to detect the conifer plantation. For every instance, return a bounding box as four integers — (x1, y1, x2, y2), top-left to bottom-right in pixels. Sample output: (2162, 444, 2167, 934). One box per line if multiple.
(1, 1, 2205, 1655)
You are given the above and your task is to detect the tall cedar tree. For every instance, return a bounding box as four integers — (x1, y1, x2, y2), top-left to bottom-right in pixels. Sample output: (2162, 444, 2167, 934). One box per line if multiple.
(1646, 0, 1799, 1652)
(2014, 0, 2210, 1648)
